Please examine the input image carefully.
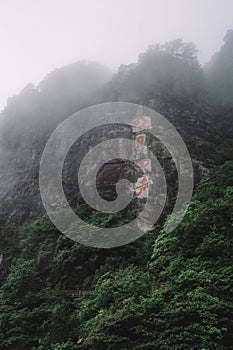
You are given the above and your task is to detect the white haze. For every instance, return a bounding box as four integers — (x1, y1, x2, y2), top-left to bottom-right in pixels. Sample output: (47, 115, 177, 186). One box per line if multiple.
(0, 0, 233, 111)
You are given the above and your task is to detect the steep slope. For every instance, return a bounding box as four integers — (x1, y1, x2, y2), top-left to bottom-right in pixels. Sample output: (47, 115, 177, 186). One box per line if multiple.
(0, 41, 229, 224)
(0, 161, 232, 350)
(0, 37, 233, 350)
(0, 61, 111, 225)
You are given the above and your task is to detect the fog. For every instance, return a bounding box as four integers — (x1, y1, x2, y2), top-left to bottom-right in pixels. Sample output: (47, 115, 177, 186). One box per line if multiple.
(0, 0, 233, 111)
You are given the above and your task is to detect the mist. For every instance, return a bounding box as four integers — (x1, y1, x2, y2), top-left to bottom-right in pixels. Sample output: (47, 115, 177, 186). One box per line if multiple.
(1, 1, 233, 348)
(1, 0, 233, 111)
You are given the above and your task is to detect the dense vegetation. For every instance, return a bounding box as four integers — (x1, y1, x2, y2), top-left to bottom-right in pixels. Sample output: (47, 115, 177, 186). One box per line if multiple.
(0, 32, 233, 349)
(0, 161, 232, 349)
(106, 39, 204, 104)
(0, 61, 111, 146)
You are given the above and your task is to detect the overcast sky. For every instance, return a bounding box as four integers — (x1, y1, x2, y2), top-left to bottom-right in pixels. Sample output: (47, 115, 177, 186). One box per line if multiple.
(0, 0, 233, 111)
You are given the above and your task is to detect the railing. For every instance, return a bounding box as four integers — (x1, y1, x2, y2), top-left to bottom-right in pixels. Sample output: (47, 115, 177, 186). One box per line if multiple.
(60, 289, 84, 298)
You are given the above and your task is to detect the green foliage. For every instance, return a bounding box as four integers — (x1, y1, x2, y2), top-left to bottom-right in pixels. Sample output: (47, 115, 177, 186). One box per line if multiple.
(74, 162, 233, 349)
(75, 266, 152, 350)
(1, 162, 233, 349)
(0, 31, 232, 349)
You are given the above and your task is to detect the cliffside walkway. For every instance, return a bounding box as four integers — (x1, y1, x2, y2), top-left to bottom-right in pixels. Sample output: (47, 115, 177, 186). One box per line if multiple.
(60, 289, 84, 298)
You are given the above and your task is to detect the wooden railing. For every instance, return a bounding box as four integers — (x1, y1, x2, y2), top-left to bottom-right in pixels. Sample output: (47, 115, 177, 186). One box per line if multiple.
(60, 289, 84, 298)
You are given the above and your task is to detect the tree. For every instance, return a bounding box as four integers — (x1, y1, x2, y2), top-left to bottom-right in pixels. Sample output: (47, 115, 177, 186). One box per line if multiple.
(204, 29, 233, 107)
(106, 39, 204, 103)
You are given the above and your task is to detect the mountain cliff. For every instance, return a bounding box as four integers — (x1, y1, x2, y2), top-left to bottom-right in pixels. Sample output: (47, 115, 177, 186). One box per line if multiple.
(0, 41, 232, 226)
(0, 35, 233, 350)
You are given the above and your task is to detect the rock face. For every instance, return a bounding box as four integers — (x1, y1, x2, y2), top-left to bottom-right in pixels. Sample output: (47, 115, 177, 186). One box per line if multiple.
(0, 64, 231, 228)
